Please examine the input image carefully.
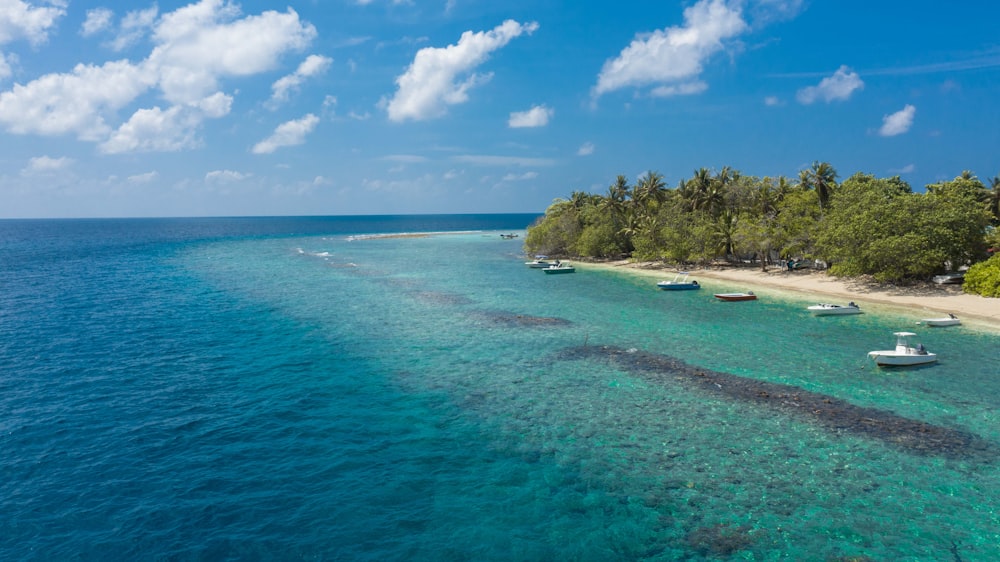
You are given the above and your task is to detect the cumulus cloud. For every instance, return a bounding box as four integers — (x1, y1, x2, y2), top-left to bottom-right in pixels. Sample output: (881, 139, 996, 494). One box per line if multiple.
(110, 5, 159, 51)
(384, 19, 538, 122)
(269, 54, 332, 107)
(878, 104, 915, 137)
(0, 0, 317, 153)
(206, 169, 250, 182)
(577, 142, 595, 156)
(0, 52, 10, 80)
(650, 81, 708, 97)
(81, 7, 113, 37)
(796, 65, 863, 104)
(252, 113, 319, 154)
(0, 0, 66, 46)
(508, 104, 552, 128)
(502, 171, 538, 181)
(23, 154, 72, 174)
(592, 0, 746, 99)
(100, 92, 233, 154)
(127, 171, 159, 183)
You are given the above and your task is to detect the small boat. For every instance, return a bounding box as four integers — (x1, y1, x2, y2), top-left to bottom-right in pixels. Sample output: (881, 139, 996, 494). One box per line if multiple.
(932, 273, 965, 285)
(920, 314, 961, 327)
(525, 256, 556, 268)
(808, 302, 862, 316)
(868, 332, 937, 366)
(657, 272, 700, 291)
(543, 262, 575, 274)
(714, 291, 756, 301)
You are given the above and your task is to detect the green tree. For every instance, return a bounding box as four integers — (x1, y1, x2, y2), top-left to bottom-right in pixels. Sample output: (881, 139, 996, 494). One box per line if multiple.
(963, 253, 1000, 297)
(798, 161, 838, 210)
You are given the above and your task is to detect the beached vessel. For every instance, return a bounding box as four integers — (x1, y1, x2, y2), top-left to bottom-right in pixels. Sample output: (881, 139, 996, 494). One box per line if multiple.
(657, 272, 700, 291)
(868, 332, 937, 366)
(714, 292, 756, 301)
(932, 273, 964, 285)
(920, 315, 961, 327)
(808, 302, 862, 316)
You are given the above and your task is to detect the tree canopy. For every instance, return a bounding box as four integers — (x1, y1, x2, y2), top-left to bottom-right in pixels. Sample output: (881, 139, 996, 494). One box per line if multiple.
(525, 165, 998, 291)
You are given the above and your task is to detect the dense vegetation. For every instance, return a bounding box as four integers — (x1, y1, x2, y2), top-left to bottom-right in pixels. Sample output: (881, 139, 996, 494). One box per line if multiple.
(525, 164, 1000, 293)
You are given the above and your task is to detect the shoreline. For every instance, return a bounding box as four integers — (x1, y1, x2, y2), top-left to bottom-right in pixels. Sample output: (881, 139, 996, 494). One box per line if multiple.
(576, 260, 1000, 331)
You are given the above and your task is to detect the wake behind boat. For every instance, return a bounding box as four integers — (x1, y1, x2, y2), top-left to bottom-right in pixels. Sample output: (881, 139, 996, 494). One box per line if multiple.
(657, 272, 700, 291)
(808, 302, 862, 316)
(868, 332, 937, 366)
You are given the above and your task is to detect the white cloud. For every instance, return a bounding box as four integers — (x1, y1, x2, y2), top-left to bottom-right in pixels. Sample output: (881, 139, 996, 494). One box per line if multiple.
(879, 104, 915, 137)
(592, 0, 746, 99)
(148, 2, 316, 104)
(453, 154, 555, 167)
(508, 104, 552, 128)
(384, 19, 538, 122)
(269, 54, 332, 107)
(0, 0, 66, 46)
(577, 142, 595, 156)
(23, 154, 72, 174)
(796, 65, 863, 104)
(206, 169, 250, 182)
(127, 171, 158, 183)
(502, 171, 538, 181)
(764, 95, 780, 106)
(100, 93, 233, 154)
(252, 113, 319, 154)
(0, 59, 156, 140)
(110, 6, 158, 51)
(0, 52, 10, 80)
(889, 164, 915, 174)
(0, 0, 318, 154)
(81, 7, 113, 37)
(650, 81, 708, 97)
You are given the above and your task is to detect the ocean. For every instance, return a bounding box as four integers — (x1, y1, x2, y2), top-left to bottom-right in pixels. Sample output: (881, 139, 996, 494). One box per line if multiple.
(2, 215, 998, 561)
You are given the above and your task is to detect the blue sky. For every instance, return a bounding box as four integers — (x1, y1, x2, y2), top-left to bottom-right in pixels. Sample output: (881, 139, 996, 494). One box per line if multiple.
(0, 0, 998, 218)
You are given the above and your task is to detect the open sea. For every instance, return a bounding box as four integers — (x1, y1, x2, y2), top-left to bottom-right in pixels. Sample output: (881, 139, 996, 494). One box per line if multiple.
(2, 214, 999, 561)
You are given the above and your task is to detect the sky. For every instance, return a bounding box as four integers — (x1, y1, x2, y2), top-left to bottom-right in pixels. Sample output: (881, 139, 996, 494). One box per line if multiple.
(0, 0, 998, 218)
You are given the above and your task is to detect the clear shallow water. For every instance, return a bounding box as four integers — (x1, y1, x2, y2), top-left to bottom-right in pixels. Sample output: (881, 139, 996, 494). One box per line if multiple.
(2, 216, 999, 561)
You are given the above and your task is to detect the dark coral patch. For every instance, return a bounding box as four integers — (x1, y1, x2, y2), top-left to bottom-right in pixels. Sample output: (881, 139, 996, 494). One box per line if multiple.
(560, 345, 993, 459)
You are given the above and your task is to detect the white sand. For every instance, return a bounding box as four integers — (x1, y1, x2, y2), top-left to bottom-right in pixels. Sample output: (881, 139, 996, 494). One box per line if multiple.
(577, 261, 1000, 331)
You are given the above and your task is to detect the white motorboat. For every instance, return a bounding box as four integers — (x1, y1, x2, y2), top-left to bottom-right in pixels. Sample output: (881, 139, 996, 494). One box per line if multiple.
(932, 273, 964, 285)
(525, 256, 556, 268)
(868, 332, 937, 366)
(543, 262, 575, 274)
(919, 314, 961, 327)
(657, 272, 700, 291)
(808, 302, 862, 316)
(714, 292, 756, 301)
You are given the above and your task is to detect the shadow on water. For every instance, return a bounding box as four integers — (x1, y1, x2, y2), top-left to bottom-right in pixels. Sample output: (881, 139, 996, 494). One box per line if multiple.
(560, 344, 995, 460)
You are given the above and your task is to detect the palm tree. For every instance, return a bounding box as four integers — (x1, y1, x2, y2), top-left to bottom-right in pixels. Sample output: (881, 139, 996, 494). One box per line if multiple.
(799, 161, 838, 210)
(632, 171, 667, 213)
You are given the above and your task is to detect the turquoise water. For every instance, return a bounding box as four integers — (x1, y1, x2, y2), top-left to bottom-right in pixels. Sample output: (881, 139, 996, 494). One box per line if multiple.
(2, 216, 999, 560)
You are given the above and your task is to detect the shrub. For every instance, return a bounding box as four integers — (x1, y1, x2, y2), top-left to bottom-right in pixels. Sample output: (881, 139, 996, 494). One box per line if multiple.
(963, 254, 1000, 297)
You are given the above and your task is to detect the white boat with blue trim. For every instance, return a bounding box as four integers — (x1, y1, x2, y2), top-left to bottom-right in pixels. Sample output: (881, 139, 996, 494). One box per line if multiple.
(868, 332, 937, 366)
(657, 272, 700, 291)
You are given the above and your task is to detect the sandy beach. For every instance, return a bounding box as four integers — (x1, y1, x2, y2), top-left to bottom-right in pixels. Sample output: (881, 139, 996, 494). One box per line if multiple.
(579, 261, 1000, 331)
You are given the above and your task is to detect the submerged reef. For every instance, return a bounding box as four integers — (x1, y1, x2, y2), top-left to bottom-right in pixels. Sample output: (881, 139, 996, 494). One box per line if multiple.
(560, 345, 992, 459)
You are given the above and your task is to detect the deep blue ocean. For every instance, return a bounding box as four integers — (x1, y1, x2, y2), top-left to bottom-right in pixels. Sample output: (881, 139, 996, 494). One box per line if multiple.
(2, 215, 999, 561)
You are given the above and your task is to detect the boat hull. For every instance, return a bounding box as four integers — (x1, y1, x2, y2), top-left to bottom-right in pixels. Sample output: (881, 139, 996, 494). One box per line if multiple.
(921, 318, 960, 327)
(715, 293, 756, 301)
(658, 283, 700, 290)
(808, 305, 862, 316)
(543, 267, 575, 274)
(868, 351, 938, 366)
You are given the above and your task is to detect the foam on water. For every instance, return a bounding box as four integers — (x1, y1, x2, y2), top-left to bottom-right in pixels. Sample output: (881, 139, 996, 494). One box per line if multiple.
(2, 216, 999, 560)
